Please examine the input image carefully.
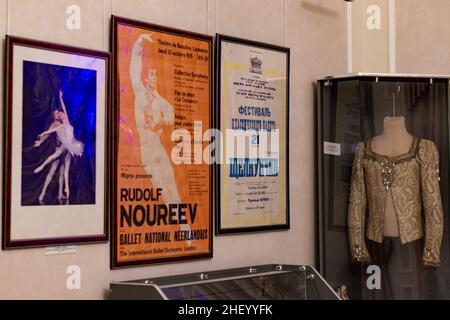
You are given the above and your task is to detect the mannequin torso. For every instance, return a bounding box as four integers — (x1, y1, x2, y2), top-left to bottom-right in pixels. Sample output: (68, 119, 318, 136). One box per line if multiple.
(370, 116, 413, 237)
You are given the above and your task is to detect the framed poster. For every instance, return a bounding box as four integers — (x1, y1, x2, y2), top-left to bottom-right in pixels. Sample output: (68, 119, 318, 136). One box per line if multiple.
(111, 16, 213, 268)
(216, 34, 290, 234)
(3, 36, 110, 248)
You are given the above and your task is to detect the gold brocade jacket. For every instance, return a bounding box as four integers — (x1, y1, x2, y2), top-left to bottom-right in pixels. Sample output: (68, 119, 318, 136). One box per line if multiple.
(348, 137, 444, 268)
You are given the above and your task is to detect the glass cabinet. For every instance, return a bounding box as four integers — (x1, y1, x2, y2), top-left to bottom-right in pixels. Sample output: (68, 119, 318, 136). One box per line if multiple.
(317, 73, 450, 300)
(110, 264, 339, 300)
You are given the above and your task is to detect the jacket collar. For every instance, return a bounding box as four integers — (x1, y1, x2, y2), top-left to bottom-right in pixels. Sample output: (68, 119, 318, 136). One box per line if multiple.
(364, 136, 420, 164)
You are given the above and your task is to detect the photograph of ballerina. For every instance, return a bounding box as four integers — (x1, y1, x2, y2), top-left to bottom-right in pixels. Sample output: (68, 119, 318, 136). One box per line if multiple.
(21, 61, 97, 206)
(3, 36, 109, 248)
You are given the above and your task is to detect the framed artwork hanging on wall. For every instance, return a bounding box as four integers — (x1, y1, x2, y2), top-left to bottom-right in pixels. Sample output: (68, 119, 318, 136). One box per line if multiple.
(111, 16, 213, 268)
(215, 34, 290, 234)
(3, 36, 110, 249)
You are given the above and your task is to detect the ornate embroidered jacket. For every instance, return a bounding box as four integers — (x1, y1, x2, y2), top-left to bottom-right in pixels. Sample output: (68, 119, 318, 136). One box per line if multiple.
(348, 137, 444, 268)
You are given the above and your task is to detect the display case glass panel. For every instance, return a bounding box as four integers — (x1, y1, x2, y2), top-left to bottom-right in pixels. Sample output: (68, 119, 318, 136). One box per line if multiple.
(317, 74, 450, 300)
(110, 264, 339, 300)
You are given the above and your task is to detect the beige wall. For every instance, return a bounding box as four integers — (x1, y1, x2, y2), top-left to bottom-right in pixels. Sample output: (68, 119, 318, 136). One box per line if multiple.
(351, 0, 390, 73)
(348, 0, 450, 75)
(396, 0, 450, 74)
(0, 0, 348, 299)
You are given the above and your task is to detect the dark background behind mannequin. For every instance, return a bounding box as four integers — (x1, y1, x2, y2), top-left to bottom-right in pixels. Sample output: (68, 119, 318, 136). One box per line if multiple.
(360, 80, 450, 299)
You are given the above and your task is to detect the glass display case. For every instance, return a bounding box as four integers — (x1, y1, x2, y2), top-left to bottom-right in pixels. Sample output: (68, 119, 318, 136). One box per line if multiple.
(109, 264, 340, 300)
(317, 73, 450, 300)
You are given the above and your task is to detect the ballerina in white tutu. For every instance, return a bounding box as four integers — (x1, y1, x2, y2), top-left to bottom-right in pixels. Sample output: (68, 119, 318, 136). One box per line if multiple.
(33, 110, 67, 203)
(33, 90, 84, 201)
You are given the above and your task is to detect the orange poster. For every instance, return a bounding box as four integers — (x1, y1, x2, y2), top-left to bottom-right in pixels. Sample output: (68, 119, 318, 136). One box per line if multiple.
(111, 17, 213, 268)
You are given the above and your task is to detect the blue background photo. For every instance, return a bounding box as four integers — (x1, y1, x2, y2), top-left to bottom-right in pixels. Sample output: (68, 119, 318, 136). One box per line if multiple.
(21, 60, 97, 206)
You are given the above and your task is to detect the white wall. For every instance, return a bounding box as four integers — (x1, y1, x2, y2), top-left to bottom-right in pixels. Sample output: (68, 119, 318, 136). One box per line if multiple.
(0, 0, 348, 299)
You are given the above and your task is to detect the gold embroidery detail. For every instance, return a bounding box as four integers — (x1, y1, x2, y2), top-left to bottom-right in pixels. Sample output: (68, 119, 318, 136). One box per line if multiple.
(347, 139, 444, 268)
(380, 159, 395, 190)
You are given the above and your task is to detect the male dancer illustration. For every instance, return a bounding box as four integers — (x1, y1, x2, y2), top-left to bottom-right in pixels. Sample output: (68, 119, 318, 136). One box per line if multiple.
(130, 34, 191, 243)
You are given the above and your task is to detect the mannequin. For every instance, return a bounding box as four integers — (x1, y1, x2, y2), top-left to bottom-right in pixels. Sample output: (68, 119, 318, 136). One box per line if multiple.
(370, 116, 413, 237)
(348, 113, 444, 299)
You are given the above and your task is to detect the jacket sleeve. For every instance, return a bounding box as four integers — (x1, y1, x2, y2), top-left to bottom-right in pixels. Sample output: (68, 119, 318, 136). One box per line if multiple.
(418, 140, 444, 268)
(348, 142, 371, 263)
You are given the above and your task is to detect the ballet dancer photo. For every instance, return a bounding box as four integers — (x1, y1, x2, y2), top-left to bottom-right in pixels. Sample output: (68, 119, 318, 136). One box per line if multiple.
(21, 61, 97, 206)
(33, 91, 84, 203)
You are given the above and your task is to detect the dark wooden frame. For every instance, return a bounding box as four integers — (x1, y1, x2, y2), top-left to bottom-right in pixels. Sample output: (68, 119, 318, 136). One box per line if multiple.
(215, 34, 290, 235)
(111, 16, 214, 268)
(3, 36, 111, 249)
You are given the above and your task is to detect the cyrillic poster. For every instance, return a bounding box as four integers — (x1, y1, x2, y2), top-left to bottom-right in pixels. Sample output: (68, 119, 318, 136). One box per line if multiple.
(217, 35, 290, 234)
